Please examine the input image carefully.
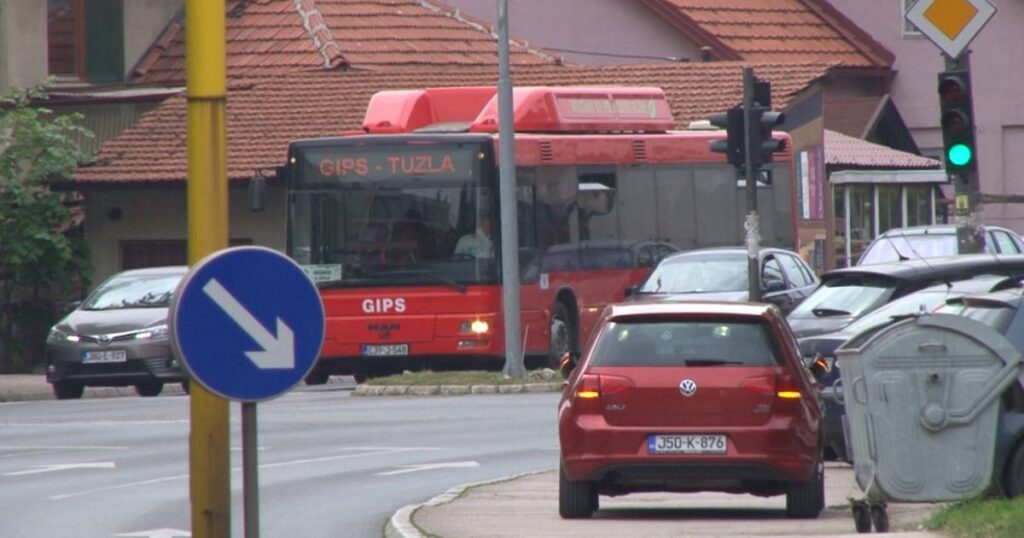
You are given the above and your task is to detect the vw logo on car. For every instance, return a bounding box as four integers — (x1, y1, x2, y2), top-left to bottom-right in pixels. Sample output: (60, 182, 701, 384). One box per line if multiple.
(679, 378, 697, 397)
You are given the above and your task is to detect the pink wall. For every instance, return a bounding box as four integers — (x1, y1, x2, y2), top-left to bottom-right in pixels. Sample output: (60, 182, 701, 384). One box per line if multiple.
(440, 0, 702, 65)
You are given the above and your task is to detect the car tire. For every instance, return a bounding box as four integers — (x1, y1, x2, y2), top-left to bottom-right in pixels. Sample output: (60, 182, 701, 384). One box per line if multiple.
(558, 462, 596, 519)
(135, 381, 163, 397)
(304, 370, 329, 386)
(549, 302, 574, 369)
(786, 457, 824, 519)
(52, 380, 84, 400)
(1004, 441, 1024, 497)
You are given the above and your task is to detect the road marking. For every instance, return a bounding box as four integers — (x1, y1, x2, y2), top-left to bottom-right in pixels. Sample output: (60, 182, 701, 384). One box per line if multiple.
(203, 278, 295, 369)
(112, 528, 190, 537)
(2, 420, 189, 428)
(4, 462, 115, 476)
(0, 445, 127, 451)
(377, 461, 479, 476)
(49, 446, 443, 500)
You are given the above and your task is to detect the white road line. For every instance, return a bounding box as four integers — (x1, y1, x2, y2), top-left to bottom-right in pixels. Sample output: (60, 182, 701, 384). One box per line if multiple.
(5, 462, 115, 476)
(49, 446, 443, 500)
(0, 445, 127, 451)
(1, 420, 189, 427)
(377, 461, 479, 476)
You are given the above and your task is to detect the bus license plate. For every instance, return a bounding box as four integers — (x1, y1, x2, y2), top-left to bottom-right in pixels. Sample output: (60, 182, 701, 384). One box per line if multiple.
(83, 350, 127, 364)
(648, 434, 727, 454)
(362, 344, 409, 356)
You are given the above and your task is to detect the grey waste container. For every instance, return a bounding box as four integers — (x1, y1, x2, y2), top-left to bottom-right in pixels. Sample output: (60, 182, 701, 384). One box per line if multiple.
(835, 313, 1020, 531)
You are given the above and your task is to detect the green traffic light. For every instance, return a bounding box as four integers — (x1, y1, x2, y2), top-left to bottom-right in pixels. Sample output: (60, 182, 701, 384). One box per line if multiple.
(947, 143, 973, 167)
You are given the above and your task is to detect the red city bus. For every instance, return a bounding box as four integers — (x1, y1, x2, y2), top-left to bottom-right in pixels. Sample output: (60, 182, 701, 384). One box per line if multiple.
(281, 86, 797, 383)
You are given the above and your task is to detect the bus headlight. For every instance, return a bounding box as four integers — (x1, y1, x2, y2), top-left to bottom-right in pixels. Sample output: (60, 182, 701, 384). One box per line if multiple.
(460, 320, 490, 334)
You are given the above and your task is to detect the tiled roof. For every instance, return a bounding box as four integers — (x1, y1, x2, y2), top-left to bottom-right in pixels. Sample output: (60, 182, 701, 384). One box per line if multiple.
(825, 130, 940, 169)
(824, 96, 885, 138)
(76, 61, 833, 183)
(641, 0, 893, 67)
(132, 0, 556, 85)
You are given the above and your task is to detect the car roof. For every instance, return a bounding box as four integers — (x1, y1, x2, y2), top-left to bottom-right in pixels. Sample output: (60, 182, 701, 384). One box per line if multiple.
(821, 254, 1024, 284)
(604, 298, 775, 320)
(544, 239, 670, 253)
(877, 224, 1017, 236)
(659, 246, 796, 263)
(112, 266, 190, 278)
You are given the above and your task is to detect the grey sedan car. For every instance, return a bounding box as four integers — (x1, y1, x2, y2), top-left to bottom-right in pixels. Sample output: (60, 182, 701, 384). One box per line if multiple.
(45, 266, 189, 399)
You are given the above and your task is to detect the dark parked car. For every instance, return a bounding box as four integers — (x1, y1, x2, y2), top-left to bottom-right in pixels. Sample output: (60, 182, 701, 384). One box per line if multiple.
(788, 254, 1024, 338)
(798, 274, 1023, 461)
(45, 266, 190, 399)
(558, 299, 825, 519)
(934, 288, 1024, 497)
(632, 247, 819, 314)
(857, 224, 1024, 266)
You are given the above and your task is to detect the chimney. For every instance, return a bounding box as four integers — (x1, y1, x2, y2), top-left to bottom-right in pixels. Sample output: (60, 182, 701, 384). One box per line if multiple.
(700, 46, 713, 62)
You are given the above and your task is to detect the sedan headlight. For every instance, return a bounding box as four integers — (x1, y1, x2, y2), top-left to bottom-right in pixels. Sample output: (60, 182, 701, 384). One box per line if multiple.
(134, 324, 169, 340)
(46, 326, 80, 343)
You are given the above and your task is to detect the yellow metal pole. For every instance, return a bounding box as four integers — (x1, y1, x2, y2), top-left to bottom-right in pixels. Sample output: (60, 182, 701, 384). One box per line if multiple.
(186, 1, 230, 537)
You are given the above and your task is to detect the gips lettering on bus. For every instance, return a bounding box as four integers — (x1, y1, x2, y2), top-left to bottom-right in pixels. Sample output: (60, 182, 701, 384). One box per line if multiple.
(362, 298, 407, 314)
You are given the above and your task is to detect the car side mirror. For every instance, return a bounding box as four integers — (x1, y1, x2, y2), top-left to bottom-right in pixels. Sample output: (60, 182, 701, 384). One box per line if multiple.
(805, 353, 833, 382)
(762, 280, 786, 294)
(559, 351, 581, 379)
(64, 300, 82, 314)
(624, 285, 638, 298)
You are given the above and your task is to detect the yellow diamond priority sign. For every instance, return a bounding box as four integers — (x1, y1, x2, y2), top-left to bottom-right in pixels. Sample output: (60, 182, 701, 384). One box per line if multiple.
(907, 0, 996, 59)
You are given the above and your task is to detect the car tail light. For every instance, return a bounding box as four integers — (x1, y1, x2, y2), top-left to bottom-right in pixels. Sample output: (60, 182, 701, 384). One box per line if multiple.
(741, 374, 776, 397)
(776, 374, 803, 400)
(742, 374, 803, 400)
(574, 374, 632, 413)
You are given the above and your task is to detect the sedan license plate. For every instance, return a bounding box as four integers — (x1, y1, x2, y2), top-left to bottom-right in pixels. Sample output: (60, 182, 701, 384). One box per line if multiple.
(82, 350, 127, 364)
(362, 344, 409, 356)
(648, 434, 727, 455)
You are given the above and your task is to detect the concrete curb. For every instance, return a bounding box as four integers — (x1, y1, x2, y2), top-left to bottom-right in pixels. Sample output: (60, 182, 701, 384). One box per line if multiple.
(353, 382, 561, 397)
(385, 470, 552, 538)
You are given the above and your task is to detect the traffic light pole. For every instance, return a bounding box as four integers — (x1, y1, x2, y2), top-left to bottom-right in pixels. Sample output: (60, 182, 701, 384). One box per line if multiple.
(742, 68, 761, 302)
(944, 54, 984, 254)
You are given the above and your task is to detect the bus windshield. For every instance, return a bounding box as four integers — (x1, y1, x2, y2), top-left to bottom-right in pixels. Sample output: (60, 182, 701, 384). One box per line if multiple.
(287, 140, 499, 288)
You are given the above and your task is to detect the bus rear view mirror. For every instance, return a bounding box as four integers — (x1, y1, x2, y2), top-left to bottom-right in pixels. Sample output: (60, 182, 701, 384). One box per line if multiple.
(249, 174, 267, 212)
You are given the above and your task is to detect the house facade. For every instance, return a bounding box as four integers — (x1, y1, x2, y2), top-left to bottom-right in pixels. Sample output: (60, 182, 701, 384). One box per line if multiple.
(828, 0, 1024, 232)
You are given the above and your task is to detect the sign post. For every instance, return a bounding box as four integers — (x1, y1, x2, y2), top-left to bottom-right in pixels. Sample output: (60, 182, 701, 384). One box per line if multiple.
(906, 0, 995, 254)
(171, 246, 325, 538)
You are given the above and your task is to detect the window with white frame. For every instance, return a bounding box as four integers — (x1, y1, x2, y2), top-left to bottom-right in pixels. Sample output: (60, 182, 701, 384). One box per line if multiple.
(903, 0, 922, 35)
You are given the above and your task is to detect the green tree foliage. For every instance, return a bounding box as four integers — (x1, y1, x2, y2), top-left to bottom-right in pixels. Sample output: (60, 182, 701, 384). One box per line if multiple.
(0, 82, 94, 372)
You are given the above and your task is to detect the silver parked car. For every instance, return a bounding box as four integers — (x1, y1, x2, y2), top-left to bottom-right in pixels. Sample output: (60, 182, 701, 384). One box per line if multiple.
(45, 266, 189, 400)
(856, 224, 1024, 266)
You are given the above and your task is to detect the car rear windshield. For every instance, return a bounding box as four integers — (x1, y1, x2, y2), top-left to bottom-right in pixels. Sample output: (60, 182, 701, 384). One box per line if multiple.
(789, 275, 896, 319)
(936, 303, 1015, 333)
(639, 254, 746, 293)
(858, 234, 957, 265)
(589, 319, 780, 367)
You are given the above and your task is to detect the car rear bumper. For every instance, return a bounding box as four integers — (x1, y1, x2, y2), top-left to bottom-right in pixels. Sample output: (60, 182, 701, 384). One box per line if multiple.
(560, 415, 818, 490)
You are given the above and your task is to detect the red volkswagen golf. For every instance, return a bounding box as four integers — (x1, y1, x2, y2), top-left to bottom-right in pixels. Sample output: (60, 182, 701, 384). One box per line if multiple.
(558, 299, 824, 519)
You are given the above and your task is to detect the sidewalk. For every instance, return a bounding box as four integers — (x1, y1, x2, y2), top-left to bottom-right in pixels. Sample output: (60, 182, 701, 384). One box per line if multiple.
(389, 464, 950, 538)
(0, 374, 189, 402)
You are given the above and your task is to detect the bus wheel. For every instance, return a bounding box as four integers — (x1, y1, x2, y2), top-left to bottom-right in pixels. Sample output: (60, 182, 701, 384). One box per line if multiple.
(549, 302, 574, 369)
(304, 370, 329, 385)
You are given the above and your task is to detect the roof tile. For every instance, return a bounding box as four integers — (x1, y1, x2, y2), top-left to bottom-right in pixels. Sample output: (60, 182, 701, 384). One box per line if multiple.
(825, 130, 940, 168)
(80, 62, 833, 184)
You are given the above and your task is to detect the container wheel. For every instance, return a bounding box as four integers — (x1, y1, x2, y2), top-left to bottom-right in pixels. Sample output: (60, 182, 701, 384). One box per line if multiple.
(852, 502, 872, 533)
(870, 504, 889, 533)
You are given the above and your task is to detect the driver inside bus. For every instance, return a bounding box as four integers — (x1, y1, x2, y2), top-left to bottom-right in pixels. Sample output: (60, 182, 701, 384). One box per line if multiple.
(454, 215, 494, 259)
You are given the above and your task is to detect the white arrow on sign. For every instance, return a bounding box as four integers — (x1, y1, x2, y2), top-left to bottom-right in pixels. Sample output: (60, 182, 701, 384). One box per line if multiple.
(376, 461, 479, 476)
(203, 278, 295, 369)
(3, 462, 115, 476)
(112, 529, 190, 538)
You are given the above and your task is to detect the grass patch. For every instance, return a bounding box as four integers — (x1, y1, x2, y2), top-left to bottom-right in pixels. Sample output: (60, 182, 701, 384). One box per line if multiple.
(926, 496, 1024, 538)
(363, 369, 557, 386)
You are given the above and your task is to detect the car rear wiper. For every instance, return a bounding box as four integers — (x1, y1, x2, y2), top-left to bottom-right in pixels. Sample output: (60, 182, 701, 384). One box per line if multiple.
(684, 359, 746, 366)
(811, 307, 851, 317)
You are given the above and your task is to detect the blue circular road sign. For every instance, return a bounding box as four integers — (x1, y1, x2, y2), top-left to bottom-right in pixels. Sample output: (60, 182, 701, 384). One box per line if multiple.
(170, 246, 325, 402)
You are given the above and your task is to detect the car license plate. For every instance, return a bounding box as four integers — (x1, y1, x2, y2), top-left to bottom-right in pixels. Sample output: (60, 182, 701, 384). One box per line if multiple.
(362, 344, 409, 356)
(648, 434, 727, 454)
(82, 350, 127, 364)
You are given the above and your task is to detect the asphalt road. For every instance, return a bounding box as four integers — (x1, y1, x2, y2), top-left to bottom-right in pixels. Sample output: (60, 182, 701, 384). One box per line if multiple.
(0, 387, 560, 538)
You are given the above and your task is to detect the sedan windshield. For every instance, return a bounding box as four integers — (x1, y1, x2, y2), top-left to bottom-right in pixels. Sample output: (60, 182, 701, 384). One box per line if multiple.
(82, 274, 182, 310)
(789, 276, 895, 319)
(639, 254, 747, 293)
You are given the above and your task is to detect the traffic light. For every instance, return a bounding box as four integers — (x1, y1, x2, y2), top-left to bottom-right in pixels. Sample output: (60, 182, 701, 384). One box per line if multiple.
(937, 70, 977, 173)
(708, 108, 745, 167)
(750, 106, 786, 169)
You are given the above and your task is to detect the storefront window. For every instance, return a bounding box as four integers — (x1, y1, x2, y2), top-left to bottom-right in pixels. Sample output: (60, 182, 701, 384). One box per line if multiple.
(906, 185, 932, 226)
(878, 185, 901, 233)
(849, 185, 873, 262)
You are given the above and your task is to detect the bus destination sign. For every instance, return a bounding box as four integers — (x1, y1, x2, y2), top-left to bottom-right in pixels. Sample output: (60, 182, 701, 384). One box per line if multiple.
(310, 146, 479, 180)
